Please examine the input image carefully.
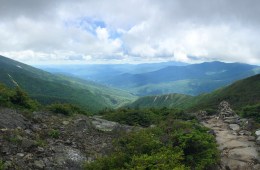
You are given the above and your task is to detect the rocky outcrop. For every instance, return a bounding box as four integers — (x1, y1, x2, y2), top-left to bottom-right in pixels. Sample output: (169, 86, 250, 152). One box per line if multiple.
(0, 108, 134, 170)
(0, 108, 30, 129)
(91, 116, 139, 132)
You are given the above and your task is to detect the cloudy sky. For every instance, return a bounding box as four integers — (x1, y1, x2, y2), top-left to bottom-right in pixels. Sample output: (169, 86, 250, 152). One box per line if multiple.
(0, 0, 259, 65)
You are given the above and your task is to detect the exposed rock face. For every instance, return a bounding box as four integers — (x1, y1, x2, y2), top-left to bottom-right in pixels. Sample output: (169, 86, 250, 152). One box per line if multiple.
(0, 108, 30, 129)
(218, 101, 236, 118)
(0, 108, 135, 170)
(91, 116, 119, 132)
(91, 116, 138, 132)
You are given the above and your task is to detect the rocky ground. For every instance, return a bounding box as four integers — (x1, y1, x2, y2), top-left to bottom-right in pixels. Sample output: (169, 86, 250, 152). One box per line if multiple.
(1, 102, 260, 170)
(0, 107, 135, 170)
(201, 102, 260, 170)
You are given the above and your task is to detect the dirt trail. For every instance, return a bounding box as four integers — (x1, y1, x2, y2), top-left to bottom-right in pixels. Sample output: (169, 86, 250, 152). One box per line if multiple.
(202, 117, 260, 170)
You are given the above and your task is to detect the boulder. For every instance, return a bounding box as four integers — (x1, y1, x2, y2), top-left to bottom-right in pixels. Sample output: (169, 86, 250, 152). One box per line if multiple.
(255, 130, 260, 136)
(62, 121, 70, 125)
(73, 118, 92, 132)
(229, 124, 240, 131)
(91, 117, 119, 132)
(53, 144, 86, 169)
(238, 130, 251, 136)
(34, 160, 45, 169)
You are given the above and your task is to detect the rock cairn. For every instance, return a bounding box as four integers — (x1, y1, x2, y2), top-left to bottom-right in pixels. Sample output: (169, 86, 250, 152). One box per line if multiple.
(218, 101, 236, 118)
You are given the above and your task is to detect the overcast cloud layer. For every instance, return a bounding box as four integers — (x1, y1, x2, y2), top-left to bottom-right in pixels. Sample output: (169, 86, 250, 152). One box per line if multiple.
(0, 0, 259, 64)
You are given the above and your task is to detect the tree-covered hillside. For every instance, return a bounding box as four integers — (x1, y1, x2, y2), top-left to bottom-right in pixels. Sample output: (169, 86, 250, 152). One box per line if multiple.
(0, 55, 136, 112)
(128, 74, 260, 112)
(128, 93, 192, 109)
(187, 74, 260, 110)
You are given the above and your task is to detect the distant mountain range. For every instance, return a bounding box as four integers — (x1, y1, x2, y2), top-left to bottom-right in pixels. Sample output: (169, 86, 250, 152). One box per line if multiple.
(128, 74, 260, 110)
(35, 61, 187, 81)
(38, 61, 260, 96)
(0, 55, 136, 112)
(1, 55, 259, 113)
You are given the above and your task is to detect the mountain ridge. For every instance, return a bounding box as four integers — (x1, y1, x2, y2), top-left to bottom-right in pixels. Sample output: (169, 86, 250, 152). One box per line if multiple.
(128, 74, 260, 110)
(0, 55, 136, 112)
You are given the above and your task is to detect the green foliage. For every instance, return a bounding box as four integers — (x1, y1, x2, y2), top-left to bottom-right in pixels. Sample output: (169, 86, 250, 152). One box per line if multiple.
(101, 108, 157, 127)
(239, 103, 260, 123)
(128, 93, 192, 109)
(35, 134, 47, 147)
(101, 107, 196, 127)
(3, 130, 23, 144)
(0, 160, 5, 170)
(0, 84, 39, 110)
(47, 103, 89, 116)
(185, 74, 260, 111)
(0, 55, 136, 113)
(35, 138, 47, 147)
(10, 87, 39, 110)
(128, 74, 260, 120)
(162, 120, 220, 169)
(129, 148, 186, 170)
(48, 129, 60, 139)
(0, 83, 13, 106)
(84, 119, 219, 170)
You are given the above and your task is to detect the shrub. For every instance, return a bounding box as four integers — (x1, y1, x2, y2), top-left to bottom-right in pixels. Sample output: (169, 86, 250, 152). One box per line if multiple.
(129, 148, 186, 170)
(0, 84, 12, 106)
(239, 104, 260, 123)
(48, 129, 60, 139)
(0, 160, 5, 170)
(47, 103, 88, 116)
(161, 120, 220, 169)
(100, 108, 196, 127)
(101, 108, 157, 127)
(10, 87, 39, 110)
(84, 120, 219, 170)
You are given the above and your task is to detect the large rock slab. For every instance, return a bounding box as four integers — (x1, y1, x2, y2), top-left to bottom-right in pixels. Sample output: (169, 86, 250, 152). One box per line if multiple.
(91, 116, 136, 132)
(0, 108, 30, 129)
(91, 117, 119, 132)
(52, 144, 86, 169)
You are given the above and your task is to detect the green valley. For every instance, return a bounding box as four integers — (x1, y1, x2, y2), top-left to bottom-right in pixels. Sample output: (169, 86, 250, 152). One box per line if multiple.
(0, 55, 136, 112)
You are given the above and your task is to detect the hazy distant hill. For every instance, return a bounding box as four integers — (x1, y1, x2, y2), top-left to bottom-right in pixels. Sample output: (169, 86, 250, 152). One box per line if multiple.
(129, 74, 260, 110)
(37, 61, 260, 96)
(104, 61, 260, 96)
(36, 61, 187, 82)
(0, 55, 136, 112)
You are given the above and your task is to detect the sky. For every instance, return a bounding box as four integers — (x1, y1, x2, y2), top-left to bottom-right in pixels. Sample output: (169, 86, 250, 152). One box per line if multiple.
(0, 0, 260, 65)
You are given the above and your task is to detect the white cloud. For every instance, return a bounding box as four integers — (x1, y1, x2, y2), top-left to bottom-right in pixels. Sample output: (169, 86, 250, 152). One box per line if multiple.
(96, 27, 109, 41)
(0, 0, 259, 65)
